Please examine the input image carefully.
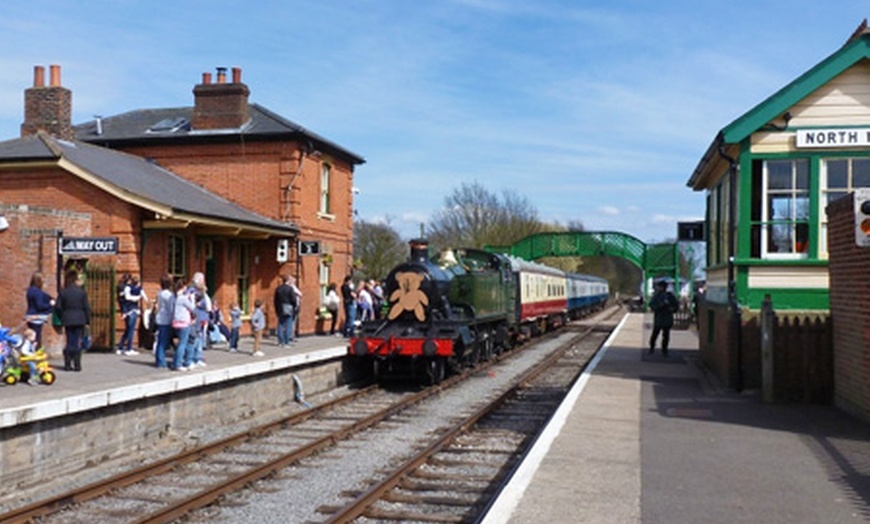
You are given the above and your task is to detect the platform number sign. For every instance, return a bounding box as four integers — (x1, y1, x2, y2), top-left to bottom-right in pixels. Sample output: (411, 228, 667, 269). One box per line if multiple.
(677, 221, 705, 242)
(856, 188, 870, 247)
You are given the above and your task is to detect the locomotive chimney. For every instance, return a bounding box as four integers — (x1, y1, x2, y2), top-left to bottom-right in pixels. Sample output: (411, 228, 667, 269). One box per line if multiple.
(408, 238, 430, 264)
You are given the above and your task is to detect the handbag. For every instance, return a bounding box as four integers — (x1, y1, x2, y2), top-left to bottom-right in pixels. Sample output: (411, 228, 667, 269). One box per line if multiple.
(81, 326, 92, 351)
(281, 303, 295, 316)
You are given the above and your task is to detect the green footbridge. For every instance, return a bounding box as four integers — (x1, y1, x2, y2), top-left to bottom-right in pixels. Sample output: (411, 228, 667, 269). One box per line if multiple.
(485, 231, 681, 298)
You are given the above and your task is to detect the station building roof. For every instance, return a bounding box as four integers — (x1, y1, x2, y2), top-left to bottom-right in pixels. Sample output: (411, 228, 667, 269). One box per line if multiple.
(0, 131, 299, 238)
(73, 103, 365, 166)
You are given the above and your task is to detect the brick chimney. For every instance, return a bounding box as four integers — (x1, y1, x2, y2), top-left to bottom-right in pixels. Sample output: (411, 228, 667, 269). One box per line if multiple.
(21, 64, 74, 140)
(192, 66, 250, 130)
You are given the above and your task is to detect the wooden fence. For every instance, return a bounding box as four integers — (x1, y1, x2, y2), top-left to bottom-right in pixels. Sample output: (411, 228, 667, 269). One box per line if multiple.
(759, 297, 833, 404)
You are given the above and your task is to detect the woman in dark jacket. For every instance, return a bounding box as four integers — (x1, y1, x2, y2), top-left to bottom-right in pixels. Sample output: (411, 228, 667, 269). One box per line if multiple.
(25, 271, 55, 347)
(55, 269, 91, 371)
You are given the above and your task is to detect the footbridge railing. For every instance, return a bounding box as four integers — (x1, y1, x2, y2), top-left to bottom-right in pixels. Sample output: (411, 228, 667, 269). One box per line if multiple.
(485, 231, 679, 280)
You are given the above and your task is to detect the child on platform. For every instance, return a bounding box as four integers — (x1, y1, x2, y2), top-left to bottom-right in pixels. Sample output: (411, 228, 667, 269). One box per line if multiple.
(250, 299, 265, 357)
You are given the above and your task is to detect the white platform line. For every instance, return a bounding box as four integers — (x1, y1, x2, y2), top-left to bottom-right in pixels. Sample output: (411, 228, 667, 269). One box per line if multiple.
(480, 314, 629, 524)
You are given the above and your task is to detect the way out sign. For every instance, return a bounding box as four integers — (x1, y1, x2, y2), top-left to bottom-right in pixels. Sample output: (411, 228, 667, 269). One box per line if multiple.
(60, 237, 119, 255)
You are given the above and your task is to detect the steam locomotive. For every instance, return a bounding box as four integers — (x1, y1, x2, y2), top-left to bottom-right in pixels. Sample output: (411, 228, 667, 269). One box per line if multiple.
(348, 239, 608, 383)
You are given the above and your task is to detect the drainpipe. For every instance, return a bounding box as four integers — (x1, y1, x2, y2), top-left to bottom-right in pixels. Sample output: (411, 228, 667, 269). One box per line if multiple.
(718, 140, 743, 392)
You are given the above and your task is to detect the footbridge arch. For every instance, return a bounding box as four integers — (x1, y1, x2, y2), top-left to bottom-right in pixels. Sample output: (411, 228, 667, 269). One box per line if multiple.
(486, 231, 680, 294)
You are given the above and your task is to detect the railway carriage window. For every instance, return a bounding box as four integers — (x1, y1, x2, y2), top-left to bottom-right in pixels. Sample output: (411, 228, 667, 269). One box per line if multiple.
(819, 157, 870, 256)
(319, 163, 332, 215)
(753, 159, 809, 259)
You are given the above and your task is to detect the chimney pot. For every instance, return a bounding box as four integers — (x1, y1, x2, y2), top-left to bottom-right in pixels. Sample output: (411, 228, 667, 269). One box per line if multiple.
(216, 67, 227, 84)
(22, 64, 73, 140)
(33, 66, 45, 88)
(232, 67, 242, 84)
(202, 72, 212, 85)
(49, 64, 61, 87)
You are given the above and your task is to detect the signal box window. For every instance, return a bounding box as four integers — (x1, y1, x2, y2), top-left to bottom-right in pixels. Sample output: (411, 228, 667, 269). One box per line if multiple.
(751, 159, 809, 259)
(820, 158, 870, 256)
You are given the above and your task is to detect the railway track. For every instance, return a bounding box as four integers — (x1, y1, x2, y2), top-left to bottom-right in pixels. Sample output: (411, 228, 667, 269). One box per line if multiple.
(0, 307, 622, 524)
(320, 310, 618, 523)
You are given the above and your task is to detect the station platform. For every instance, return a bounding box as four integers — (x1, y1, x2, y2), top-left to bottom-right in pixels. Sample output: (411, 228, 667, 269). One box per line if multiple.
(485, 312, 870, 523)
(0, 334, 347, 429)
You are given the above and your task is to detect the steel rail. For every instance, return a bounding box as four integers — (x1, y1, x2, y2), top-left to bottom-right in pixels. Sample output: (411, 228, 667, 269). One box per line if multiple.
(0, 384, 379, 524)
(321, 313, 617, 524)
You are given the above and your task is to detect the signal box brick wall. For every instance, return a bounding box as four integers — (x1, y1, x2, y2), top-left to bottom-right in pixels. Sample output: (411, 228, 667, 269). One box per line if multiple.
(827, 193, 870, 422)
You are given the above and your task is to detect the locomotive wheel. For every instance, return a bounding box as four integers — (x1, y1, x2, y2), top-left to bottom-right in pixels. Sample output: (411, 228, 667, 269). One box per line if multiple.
(425, 358, 445, 385)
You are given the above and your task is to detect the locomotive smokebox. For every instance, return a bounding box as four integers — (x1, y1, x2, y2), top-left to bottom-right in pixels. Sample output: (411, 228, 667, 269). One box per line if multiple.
(408, 238, 430, 264)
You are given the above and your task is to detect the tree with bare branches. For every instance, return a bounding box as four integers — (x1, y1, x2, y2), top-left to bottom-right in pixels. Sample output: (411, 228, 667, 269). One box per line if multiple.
(426, 182, 546, 249)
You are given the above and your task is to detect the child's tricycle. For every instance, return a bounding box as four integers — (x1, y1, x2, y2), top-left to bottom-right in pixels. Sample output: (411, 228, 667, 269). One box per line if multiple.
(0, 325, 56, 385)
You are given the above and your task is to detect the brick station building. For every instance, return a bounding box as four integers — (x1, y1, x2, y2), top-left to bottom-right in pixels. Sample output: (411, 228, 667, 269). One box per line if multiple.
(0, 64, 364, 351)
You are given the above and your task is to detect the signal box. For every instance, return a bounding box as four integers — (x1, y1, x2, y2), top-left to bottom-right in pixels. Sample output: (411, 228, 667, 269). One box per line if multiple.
(856, 188, 870, 247)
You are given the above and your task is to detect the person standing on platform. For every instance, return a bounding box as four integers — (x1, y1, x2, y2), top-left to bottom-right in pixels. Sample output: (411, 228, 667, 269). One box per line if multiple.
(324, 282, 341, 336)
(273, 274, 298, 347)
(250, 299, 266, 357)
(649, 280, 679, 357)
(228, 301, 242, 353)
(153, 274, 175, 369)
(369, 279, 384, 319)
(171, 279, 196, 371)
(187, 272, 210, 368)
(357, 280, 374, 323)
(55, 270, 90, 372)
(287, 276, 301, 343)
(341, 275, 356, 338)
(118, 276, 147, 356)
(24, 271, 54, 348)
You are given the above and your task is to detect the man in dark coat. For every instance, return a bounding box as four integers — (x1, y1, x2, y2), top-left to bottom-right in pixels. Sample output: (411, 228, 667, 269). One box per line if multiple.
(55, 270, 91, 371)
(273, 274, 298, 347)
(648, 280, 679, 357)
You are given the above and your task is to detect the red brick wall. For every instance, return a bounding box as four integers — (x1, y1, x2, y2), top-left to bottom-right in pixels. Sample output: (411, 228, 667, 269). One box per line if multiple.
(827, 193, 870, 421)
(0, 168, 142, 351)
(118, 140, 356, 335)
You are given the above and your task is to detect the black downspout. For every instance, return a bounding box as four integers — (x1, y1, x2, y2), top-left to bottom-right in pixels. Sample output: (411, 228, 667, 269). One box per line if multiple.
(718, 141, 743, 392)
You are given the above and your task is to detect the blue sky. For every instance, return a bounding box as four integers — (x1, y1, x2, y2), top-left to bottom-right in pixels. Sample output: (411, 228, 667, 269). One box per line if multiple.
(0, 1, 867, 243)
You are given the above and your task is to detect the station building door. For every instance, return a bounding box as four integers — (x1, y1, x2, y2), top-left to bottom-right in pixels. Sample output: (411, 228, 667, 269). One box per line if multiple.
(82, 263, 116, 350)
